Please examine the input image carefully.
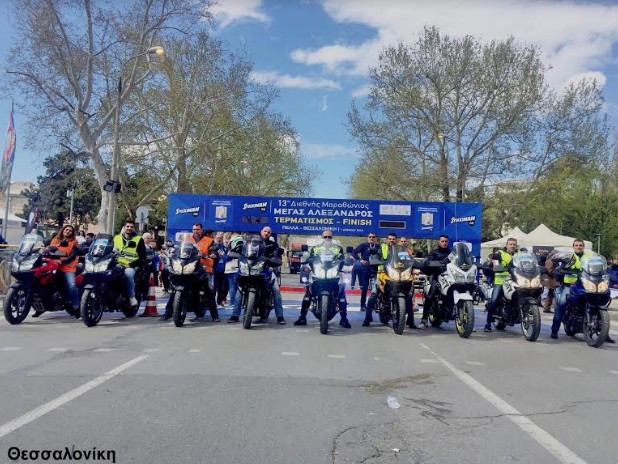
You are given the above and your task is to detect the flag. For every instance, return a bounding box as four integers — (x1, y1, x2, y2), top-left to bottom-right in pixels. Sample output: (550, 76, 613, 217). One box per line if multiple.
(0, 106, 16, 192)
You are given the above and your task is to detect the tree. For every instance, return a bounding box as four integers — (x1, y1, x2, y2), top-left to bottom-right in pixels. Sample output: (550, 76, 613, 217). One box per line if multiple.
(347, 26, 546, 202)
(3, 0, 212, 228)
(22, 149, 100, 229)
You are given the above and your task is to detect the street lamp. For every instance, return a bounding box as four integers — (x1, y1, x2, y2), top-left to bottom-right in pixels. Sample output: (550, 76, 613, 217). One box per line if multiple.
(595, 233, 601, 254)
(106, 46, 165, 235)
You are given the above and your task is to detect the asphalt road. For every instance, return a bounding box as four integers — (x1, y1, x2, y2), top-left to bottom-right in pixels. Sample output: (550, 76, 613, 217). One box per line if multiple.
(0, 284, 617, 464)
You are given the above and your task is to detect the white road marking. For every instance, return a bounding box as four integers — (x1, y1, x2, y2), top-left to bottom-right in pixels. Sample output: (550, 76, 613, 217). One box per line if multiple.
(328, 354, 346, 359)
(159, 326, 174, 329)
(609, 370, 618, 375)
(420, 343, 587, 464)
(560, 367, 583, 373)
(499, 339, 514, 343)
(93, 348, 116, 353)
(420, 358, 439, 363)
(227, 327, 241, 330)
(466, 361, 486, 366)
(295, 329, 310, 333)
(0, 354, 148, 439)
(373, 357, 381, 361)
(0, 347, 22, 351)
(143, 348, 161, 353)
(281, 352, 300, 357)
(47, 348, 68, 352)
(188, 349, 201, 353)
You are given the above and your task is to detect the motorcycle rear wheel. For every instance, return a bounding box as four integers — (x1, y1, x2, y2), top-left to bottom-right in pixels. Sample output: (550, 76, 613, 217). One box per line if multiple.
(583, 308, 609, 348)
(4, 287, 31, 325)
(172, 291, 187, 327)
(81, 289, 103, 327)
(520, 303, 540, 342)
(243, 291, 256, 330)
(319, 293, 330, 335)
(456, 300, 475, 338)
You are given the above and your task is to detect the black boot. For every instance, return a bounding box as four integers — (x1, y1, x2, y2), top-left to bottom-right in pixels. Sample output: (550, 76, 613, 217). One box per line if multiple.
(294, 309, 308, 326)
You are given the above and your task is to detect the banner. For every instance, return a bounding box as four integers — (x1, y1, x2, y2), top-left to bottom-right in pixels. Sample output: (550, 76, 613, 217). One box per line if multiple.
(167, 194, 483, 255)
(0, 107, 16, 193)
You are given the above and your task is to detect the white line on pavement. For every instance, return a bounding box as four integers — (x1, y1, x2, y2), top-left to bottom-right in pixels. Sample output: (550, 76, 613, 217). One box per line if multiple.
(93, 348, 116, 353)
(420, 358, 439, 363)
(499, 339, 515, 343)
(373, 357, 381, 361)
(0, 354, 148, 439)
(143, 348, 161, 353)
(295, 329, 309, 333)
(187, 349, 201, 353)
(47, 348, 68, 352)
(560, 367, 583, 373)
(328, 354, 346, 359)
(466, 361, 486, 366)
(420, 343, 588, 464)
(281, 352, 300, 356)
(609, 370, 618, 375)
(0, 347, 22, 351)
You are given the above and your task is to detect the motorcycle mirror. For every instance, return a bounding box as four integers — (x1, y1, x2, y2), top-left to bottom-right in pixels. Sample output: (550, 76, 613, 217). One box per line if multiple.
(301, 244, 308, 252)
(346, 246, 354, 253)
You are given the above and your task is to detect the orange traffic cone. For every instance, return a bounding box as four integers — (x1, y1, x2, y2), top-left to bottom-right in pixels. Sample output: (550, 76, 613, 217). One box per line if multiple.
(139, 274, 159, 317)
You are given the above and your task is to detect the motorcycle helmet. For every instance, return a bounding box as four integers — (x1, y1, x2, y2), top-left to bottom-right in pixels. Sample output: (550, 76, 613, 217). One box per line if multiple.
(230, 236, 245, 253)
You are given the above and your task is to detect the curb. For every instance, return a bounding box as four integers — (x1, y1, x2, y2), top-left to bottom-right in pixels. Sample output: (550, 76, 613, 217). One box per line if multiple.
(280, 286, 362, 295)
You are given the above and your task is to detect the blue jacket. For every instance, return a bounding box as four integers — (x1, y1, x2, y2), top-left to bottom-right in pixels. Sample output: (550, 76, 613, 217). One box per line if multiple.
(353, 242, 379, 262)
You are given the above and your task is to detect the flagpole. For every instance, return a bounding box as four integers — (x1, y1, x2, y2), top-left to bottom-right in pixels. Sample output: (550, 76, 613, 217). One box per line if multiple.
(1, 102, 15, 241)
(2, 170, 11, 240)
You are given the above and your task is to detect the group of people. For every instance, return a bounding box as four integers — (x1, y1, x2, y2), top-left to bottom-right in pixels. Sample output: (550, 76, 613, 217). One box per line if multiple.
(32, 222, 615, 342)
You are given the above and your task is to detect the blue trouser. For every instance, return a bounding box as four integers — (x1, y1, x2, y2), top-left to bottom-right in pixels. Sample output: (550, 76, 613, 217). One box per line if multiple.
(357, 266, 371, 308)
(232, 276, 283, 318)
(227, 273, 237, 306)
(63, 271, 79, 309)
(124, 267, 136, 298)
(300, 282, 348, 317)
(486, 284, 503, 324)
(551, 285, 570, 334)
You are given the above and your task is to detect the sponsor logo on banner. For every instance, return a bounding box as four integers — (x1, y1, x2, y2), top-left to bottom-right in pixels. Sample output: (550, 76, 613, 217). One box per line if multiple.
(242, 201, 268, 211)
(421, 212, 434, 230)
(450, 215, 476, 226)
(215, 206, 228, 219)
(379, 204, 411, 216)
(175, 206, 200, 216)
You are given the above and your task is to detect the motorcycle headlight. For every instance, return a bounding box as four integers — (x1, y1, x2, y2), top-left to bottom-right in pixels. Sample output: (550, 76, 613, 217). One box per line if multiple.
(401, 268, 412, 280)
(172, 261, 183, 273)
(598, 279, 609, 293)
(11, 259, 19, 272)
(250, 261, 265, 275)
(515, 275, 531, 288)
(183, 261, 197, 274)
(453, 271, 466, 283)
(13, 255, 38, 272)
(313, 263, 325, 278)
(530, 276, 541, 288)
(387, 265, 401, 281)
(87, 258, 112, 273)
(325, 266, 339, 279)
(239, 261, 249, 275)
(581, 278, 597, 293)
(466, 273, 476, 284)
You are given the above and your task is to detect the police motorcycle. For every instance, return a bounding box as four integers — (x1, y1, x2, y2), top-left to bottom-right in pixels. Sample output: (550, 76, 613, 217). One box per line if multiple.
(4, 234, 83, 324)
(168, 240, 208, 327)
(369, 244, 417, 335)
(422, 242, 476, 338)
(300, 242, 351, 335)
(491, 251, 542, 341)
(80, 234, 144, 327)
(230, 235, 282, 330)
(551, 248, 611, 348)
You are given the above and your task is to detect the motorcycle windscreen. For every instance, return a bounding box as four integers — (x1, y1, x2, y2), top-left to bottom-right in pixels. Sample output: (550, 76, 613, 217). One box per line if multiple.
(245, 236, 264, 259)
(580, 253, 606, 276)
(17, 234, 44, 256)
(386, 245, 413, 268)
(449, 242, 474, 271)
(175, 241, 199, 260)
(512, 252, 538, 273)
(90, 238, 112, 257)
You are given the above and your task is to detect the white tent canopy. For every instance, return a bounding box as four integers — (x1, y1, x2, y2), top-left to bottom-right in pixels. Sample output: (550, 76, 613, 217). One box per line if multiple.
(0, 207, 26, 225)
(481, 224, 593, 259)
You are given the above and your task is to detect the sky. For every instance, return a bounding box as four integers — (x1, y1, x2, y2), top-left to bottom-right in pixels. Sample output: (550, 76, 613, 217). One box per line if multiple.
(2, 0, 618, 199)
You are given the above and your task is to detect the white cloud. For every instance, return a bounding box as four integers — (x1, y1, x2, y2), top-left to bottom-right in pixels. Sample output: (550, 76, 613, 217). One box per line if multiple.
(210, 0, 269, 29)
(351, 85, 371, 98)
(251, 70, 341, 90)
(291, 0, 618, 88)
(564, 71, 607, 90)
(320, 95, 329, 111)
(303, 143, 357, 159)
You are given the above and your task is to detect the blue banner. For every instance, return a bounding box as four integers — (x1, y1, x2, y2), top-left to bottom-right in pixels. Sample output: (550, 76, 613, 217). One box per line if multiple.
(167, 194, 482, 254)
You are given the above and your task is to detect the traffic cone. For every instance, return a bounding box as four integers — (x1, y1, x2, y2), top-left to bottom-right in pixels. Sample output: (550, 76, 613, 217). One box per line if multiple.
(139, 273, 160, 317)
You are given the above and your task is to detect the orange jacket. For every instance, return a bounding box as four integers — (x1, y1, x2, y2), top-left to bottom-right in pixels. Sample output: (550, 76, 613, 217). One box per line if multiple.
(51, 237, 78, 273)
(188, 235, 215, 273)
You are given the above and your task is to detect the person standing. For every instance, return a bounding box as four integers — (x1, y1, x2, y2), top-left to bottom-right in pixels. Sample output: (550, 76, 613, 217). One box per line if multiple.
(353, 232, 379, 311)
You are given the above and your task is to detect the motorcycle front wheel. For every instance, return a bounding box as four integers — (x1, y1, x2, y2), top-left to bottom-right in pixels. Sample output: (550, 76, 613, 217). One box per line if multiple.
(583, 308, 609, 348)
(520, 303, 540, 342)
(81, 289, 104, 327)
(243, 291, 256, 330)
(4, 287, 31, 325)
(172, 291, 187, 327)
(392, 295, 406, 335)
(319, 293, 330, 335)
(456, 300, 475, 338)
